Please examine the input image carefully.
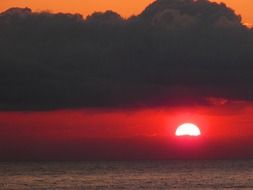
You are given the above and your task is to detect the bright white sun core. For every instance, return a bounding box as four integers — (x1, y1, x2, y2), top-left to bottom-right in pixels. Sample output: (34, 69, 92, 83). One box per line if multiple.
(175, 123, 201, 137)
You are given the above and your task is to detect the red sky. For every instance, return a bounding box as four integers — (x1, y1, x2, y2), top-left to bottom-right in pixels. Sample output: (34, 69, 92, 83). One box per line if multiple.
(0, 0, 252, 26)
(1, 99, 253, 160)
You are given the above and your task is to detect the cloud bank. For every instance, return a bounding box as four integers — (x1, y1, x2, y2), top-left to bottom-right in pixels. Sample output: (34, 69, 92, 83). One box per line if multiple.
(0, 0, 253, 110)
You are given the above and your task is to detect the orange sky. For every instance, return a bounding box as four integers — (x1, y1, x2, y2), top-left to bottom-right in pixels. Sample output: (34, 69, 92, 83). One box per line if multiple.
(0, 0, 252, 25)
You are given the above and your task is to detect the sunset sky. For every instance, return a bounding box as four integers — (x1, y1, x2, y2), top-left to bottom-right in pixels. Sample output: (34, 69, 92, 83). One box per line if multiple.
(0, 0, 253, 160)
(2, 101, 253, 160)
(0, 0, 253, 25)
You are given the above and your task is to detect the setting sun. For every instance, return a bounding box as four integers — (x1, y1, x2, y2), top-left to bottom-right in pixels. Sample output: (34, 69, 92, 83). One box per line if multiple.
(176, 123, 201, 137)
(1, 0, 253, 188)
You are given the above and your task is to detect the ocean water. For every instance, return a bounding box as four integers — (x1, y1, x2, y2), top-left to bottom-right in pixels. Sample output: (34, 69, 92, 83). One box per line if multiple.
(0, 160, 253, 190)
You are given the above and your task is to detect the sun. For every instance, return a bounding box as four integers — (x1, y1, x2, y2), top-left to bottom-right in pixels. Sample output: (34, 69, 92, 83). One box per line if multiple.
(175, 123, 201, 137)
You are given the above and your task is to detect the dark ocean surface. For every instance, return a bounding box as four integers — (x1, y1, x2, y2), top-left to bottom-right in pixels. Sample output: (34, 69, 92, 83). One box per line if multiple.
(0, 160, 253, 189)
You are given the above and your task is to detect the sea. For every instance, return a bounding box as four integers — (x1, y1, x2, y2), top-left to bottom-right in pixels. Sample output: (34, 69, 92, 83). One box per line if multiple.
(0, 160, 253, 190)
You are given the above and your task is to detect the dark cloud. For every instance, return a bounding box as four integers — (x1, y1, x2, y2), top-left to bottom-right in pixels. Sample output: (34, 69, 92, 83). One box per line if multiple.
(138, 0, 242, 28)
(0, 0, 253, 110)
(86, 10, 124, 25)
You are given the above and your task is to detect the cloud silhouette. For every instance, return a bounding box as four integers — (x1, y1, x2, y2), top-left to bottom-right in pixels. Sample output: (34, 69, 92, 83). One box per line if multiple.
(86, 10, 123, 25)
(0, 0, 252, 110)
(138, 0, 242, 28)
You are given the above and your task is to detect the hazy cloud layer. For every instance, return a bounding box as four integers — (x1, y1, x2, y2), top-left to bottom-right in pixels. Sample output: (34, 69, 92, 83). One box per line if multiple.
(0, 0, 253, 110)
